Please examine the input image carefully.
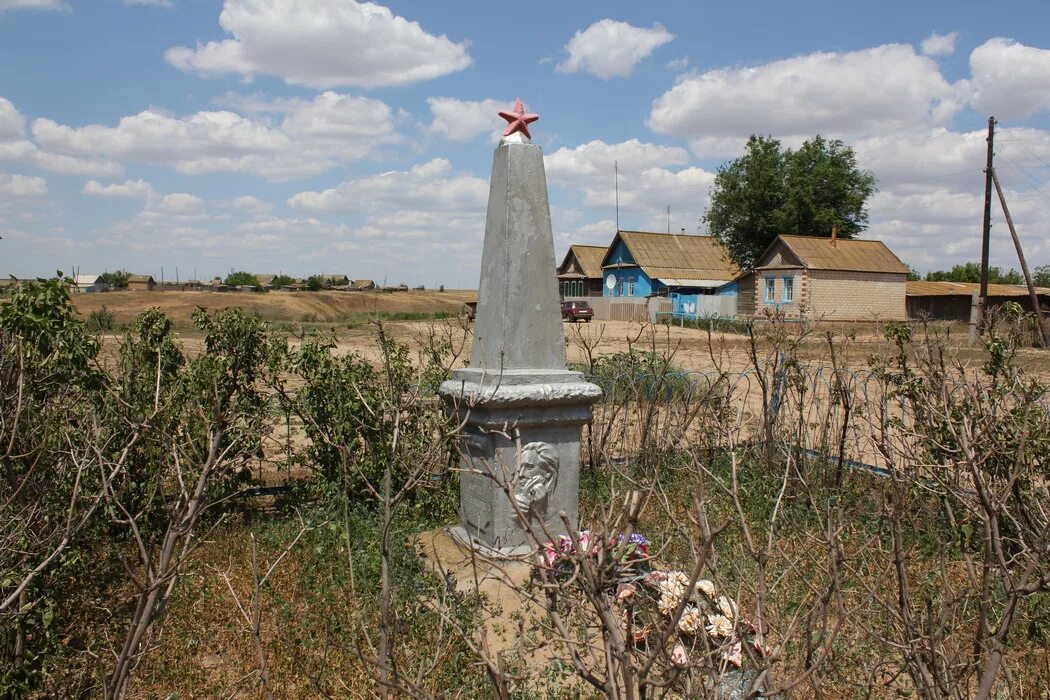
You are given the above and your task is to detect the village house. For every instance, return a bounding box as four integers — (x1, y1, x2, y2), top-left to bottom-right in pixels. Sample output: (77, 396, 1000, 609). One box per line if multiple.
(351, 279, 376, 291)
(600, 230, 740, 299)
(556, 244, 606, 298)
(126, 274, 156, 292)
(320, 274, 350, 288)
(73, 274, 108, 294)
(737, 234, 909, 320)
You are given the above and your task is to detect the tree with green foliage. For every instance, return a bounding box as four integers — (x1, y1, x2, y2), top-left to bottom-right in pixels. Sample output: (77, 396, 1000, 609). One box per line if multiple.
(224, 271, 259, 286)
(271, 274, 296, 288)
(925, 262, 1025, 285)
(1031, 264, 1049, 288)
(305, 275, 324, 292)
(99, 270, 130, 289)
(703, 135, 877, 269)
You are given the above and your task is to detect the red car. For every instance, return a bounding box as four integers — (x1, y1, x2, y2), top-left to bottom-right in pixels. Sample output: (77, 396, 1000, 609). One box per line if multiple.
(561, 300, 594, 322)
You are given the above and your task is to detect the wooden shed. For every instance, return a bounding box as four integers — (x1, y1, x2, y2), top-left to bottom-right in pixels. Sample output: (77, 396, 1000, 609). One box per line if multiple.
(126, 274, 156, 292)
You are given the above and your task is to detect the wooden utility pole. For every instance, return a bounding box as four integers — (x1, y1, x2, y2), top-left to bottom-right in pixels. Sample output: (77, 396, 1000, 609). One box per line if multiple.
(990, 168, 1050, 347)
(978, 116, 996, 332)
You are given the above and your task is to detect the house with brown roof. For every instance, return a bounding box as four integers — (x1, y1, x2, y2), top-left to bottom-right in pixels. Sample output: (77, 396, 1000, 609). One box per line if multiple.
(738, 235, 909, 320)
(557, 244, 606, 298)
(599, 230, 740, 298)
(126, 274, 156, 292)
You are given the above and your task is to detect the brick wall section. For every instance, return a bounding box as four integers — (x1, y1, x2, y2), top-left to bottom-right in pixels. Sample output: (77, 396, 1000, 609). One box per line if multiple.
(806, 270, 907, 320)
(746, 269, 906, 320)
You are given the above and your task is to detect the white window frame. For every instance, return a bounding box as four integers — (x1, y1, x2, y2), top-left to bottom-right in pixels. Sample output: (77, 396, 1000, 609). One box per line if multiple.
(627, 276, 636, 296)
(765, 278, 776, 303)
(782, 276, 794, 303)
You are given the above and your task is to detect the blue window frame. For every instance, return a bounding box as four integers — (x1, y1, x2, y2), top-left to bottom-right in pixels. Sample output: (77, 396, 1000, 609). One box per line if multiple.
(782, 277, 794, 303)
(764, 278, 776, 303)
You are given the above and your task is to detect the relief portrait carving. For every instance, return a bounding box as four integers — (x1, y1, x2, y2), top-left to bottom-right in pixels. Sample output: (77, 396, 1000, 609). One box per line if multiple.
(512, 442, 558, 514)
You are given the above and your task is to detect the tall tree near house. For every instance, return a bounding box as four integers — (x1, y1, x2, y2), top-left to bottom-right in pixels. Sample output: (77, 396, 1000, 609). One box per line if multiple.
(224, 271, 259, 286)
(703, 135, 877, 269)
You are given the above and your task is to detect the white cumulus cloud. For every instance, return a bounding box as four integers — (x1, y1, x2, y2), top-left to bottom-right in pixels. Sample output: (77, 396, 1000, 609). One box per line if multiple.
(289, 158, 487, 214)
(165, 0, 471, 89)
(557, 19, 673, 79)
(0, 172, 47, 197)
(0, 0, 69, 13)
(921, 31, 959, 56)
(967, 38, 1050, 119)
(648, 43, 961, 157)
(545, 139, 690, 182)
(0, 97, 124, 177)
(82, 179, 154, 198)
(426, 97, 508, 142)
(30, 92, 400, 181)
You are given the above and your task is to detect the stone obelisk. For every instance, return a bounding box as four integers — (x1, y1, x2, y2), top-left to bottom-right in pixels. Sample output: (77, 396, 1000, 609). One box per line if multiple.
(439, 99, 601, 557)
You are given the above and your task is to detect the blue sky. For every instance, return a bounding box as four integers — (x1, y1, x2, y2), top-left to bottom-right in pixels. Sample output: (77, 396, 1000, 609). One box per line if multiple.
(2, 0, 1049, 287)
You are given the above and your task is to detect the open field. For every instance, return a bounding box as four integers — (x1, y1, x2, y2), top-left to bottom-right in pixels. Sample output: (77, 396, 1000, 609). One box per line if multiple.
(77, 289, 1050, 379)
(73, 289, 478, 328)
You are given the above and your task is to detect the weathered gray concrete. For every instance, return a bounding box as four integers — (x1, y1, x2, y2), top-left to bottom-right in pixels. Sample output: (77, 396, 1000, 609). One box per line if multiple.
(439, 132, 600, 557)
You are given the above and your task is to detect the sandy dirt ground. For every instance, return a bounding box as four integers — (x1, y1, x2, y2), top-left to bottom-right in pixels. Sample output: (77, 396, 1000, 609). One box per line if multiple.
(79, 290, 1050, 379)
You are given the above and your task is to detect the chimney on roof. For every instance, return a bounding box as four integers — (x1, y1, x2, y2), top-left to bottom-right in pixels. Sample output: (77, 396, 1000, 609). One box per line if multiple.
(831, 222, 839, 247)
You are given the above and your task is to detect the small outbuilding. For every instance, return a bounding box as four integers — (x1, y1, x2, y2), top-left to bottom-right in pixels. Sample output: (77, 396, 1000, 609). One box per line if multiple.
(126, 274, 156, 292)
(73, 274, 108, 294)
(740, 235, 909, 320)
(351, 279, 376, 291)
(906, 281, 1050, 321)
(557, 244, 607, 298)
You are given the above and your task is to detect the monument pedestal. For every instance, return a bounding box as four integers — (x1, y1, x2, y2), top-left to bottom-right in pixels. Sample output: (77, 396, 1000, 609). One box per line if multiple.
(440, 369, 601, 557)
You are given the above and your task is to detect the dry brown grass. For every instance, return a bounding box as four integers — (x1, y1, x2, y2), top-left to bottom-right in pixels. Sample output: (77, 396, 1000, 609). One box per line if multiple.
(74, 289, 478, 328)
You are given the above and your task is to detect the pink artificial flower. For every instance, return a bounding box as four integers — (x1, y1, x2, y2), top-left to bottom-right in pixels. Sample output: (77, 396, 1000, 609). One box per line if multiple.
(541, 542, 558, 568)
(616, 583, 637, 603)
(671, 642, 689, 668)
(642, 571, 668, 588)
(722, 640, 743, 668)
(557, 535, 573, 554)
(753, 638, 766, 657)
(578, 530, 593, 554)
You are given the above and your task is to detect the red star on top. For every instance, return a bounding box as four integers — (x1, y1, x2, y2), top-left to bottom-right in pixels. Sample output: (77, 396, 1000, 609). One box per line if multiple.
(498, 98, 539, 139)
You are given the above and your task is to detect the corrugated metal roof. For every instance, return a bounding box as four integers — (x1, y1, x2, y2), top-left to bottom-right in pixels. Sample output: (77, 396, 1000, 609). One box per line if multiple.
(127, 274, 154, 283)
(558, 244, 606, 279)
(605, 231, 740, 281)
(657, 278, 729, 287)
(769, 235, 909, 274)
(74, 274, 102, 286)
(906, 280, 1050, 297)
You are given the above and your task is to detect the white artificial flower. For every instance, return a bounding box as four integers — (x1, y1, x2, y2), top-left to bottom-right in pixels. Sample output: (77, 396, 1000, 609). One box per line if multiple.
(658, 571, 689, 600)
(707, 613, 733, 638)
(695, 579, 716, 597)
(717, 595, 737, 620)
(677, 605, 704, 635)
(658, 593, 681, 617)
